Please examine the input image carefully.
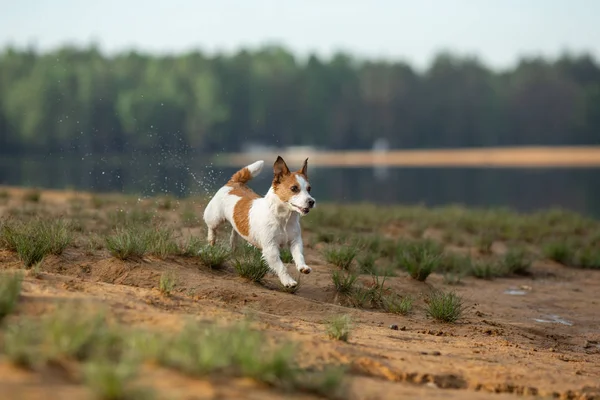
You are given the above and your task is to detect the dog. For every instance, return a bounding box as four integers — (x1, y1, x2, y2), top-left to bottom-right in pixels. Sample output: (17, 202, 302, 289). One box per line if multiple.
(203, 156, 316, 287)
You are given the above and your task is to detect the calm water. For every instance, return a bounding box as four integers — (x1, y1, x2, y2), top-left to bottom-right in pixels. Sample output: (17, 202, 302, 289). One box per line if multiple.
(1, 155, 599, 218)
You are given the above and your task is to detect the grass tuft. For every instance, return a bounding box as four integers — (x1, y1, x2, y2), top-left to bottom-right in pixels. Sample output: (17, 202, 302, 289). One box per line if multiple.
(543, 241, 573, 264)
(196, 243, 231, 269)
(324, 245, 358, 270)
(232, 246, 270, 282)
(83, 359, 150, 400)
(501, 248, 532, 275)
(159, 271, 177, 296)
(426, 290, 465, 323)
(325, 314, 352, 342)
(331, 271, 358, 296)
(0, 272, 23, 321)
(396, 239, 443, 281)
(105, 226, 148, 260)
(383, 294, 413, 315)
(1, 219, 72, 267)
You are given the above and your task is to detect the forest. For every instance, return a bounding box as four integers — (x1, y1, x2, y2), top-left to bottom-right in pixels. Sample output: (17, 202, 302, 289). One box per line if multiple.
(0, 45, 599, 156)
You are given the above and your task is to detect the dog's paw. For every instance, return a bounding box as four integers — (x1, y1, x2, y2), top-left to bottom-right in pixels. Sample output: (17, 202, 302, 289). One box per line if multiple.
(298, 265, 312, 274)
(280, 275, 298, 288)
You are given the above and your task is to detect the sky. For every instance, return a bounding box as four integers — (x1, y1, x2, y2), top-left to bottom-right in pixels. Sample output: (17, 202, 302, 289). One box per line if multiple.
(1, 0, 599, 70)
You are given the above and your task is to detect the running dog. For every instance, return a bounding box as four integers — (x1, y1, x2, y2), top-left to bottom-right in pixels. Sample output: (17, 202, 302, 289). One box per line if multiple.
(203, 156, 315, 287)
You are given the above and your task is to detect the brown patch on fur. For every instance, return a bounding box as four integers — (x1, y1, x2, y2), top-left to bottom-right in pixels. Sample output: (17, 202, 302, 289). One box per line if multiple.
(272, 156, 310, 203)
(272, 173, 302, 203)
(228, 167, 254, 184)
(227, 182, 260, 238)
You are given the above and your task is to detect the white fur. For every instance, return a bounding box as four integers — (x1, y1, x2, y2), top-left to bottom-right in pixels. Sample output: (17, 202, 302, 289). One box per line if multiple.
(203, 159, 315, 287)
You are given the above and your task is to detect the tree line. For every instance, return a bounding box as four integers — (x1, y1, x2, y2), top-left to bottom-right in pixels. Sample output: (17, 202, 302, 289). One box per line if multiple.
(0, 45, 599, 156)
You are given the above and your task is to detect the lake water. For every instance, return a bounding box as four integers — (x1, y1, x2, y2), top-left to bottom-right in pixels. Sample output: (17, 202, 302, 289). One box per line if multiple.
(1, 155, 599, 218)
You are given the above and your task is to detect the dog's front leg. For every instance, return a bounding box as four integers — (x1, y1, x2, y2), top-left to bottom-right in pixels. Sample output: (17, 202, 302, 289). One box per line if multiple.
(262, 245, 297, 287)
(290, 235, 311, 274)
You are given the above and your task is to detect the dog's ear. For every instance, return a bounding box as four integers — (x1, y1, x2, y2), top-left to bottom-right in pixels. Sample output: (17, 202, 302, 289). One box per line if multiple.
(298, 158, 308, 178)
(273, 156, 290, 183)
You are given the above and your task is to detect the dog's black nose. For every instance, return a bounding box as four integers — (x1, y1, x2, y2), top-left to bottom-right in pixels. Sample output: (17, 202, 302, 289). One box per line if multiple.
(308, 199, 315, 208)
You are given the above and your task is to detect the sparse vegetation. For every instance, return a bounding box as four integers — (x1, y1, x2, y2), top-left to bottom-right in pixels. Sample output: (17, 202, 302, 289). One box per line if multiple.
(83, 359, 150, 400)
(159, 271, 177, 296)
(396, 239, 443, 281)
(331, 271, 358, 296)
(543, 241, 573, 264)
(0, 272, 23, 321)
(357, 252, 377, 274)
(326, 314, 352, 342)
(1, 318, 44, 368)
(233, 246, 270, 282)
(426, 290, 465, 323)
(501, 248, 532, 275)
(196, 243, 231, 269)
(0, 219, 73, 267)
(146, 227, 179, 258)
(470, 259, 504, 279)
(324, 245, 358, 270)
(280, 248, 294, 263)
(105, 226, 149, 260)
(383, 294, 413, 315)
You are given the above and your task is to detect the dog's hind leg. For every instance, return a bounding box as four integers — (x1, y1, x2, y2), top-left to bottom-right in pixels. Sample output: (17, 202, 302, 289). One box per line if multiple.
(229, 228, 240, 251)
(203, 202, 224, 246)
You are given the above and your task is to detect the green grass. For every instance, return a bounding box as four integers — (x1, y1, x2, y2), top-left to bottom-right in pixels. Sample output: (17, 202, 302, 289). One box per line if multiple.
(324, 245, 358, 270)
(84, 234, 105, 255)
(426, 290, 465, 323)
(232, 246, 270, 282)
(325, 314, 352, 342)
(331, 271, 358, 296)
(501, 248, 532, 275)
(0, 272, 23, 321)
(43, 306, 111, 361)
(574, 245, 600, 269)
(357, 253, 377, 275)
(1, 318, 45, 368)
(470, 259, 504, 279)
(280, 248, 294, 263)
(396, 239, 443, 281)
(543, 241, 573, 264)
(196, 243, 231, 269)
(105, 226, 149, 260)
(1, 219, 73, 267)
(108, 209, 154, 228)
(146, 227, 179, 258)
(159, 271, 177, 296)
(475, 233, 495, 254)
(383, 294, 413, 315)
(0, 308, 346, 398)
(83, 359, 150, 400)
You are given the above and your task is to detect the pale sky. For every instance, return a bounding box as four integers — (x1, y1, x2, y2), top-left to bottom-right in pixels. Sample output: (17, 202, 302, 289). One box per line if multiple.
(1, 0, 599, 69)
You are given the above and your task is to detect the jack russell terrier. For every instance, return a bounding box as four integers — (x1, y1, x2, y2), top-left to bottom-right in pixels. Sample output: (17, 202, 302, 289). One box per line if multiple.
(203, 156, 315, 287)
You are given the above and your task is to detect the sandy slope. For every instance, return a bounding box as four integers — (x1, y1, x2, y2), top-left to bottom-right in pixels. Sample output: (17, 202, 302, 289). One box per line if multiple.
(0, 187, 599, 399)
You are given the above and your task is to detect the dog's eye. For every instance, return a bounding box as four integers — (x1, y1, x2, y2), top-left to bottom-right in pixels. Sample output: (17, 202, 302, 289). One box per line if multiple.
(307, 186, 311, 193)
(290, 185, 299, 193)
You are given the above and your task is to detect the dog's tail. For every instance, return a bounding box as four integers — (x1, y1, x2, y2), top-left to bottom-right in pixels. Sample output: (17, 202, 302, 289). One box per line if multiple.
(228, 160, 264, 185)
